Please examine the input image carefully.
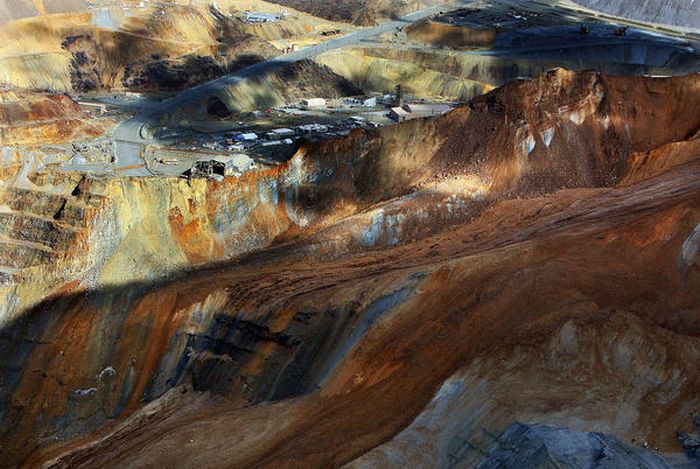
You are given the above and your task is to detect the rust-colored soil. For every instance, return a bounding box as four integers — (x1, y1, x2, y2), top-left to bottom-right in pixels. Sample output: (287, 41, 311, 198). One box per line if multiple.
(405, 19, 496, 49)
(0, 89, 113, 145)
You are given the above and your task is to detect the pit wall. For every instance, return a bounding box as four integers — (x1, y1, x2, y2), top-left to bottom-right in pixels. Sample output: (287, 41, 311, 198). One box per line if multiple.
(405, 19, 497, 49)
(6, 70, 700, 327)
(0, 53, 73, 93)
(0, 89, 115, 146)
(193, 60, 361, 117)
(318, 48, 494, 101)
(92, 164, 305, 288)
(318, 46, 685, 102)
(87, 116, 446, 287)
(0, 6, 245, 93)
(0, 122, 438, 325)
(203, 72, 296, 114)
(0, 158, 309, 325)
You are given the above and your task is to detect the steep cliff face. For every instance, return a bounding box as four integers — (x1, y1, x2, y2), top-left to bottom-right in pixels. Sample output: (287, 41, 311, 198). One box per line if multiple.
(0, 171, 116, 325)
(2, 69, 700, 466)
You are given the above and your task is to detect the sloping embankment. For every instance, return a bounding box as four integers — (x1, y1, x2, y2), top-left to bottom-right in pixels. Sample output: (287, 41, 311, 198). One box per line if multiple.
(573, 0, 700, 31)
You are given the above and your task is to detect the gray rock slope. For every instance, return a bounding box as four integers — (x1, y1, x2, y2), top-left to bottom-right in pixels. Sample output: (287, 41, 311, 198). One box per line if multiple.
(573, 0, 700, 31)
(477, 423, 693, 468)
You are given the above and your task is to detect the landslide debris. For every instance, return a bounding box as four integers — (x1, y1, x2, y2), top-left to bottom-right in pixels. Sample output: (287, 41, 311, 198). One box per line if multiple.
(430, 69, 700, 195)
(23, 158, 700, 468)
(678, 417, 700, 461)
(3, 69, 700, 467)
(61, 34, 108, 92)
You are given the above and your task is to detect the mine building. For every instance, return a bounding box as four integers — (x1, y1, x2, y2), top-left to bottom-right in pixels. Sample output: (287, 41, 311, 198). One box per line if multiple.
(267, 128, 295, 139)
(185, 154, 254, 179)
(388, 106, 410, 122)
(78, 101, 108, 116)
(246, 12, 280, 23)
(403, 103, 453, 116)
(233, 132, 258, 142)
(301, 98, 327, 110)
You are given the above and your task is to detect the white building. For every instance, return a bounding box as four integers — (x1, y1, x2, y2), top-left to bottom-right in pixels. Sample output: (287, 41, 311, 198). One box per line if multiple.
(262, 139, 293, 147)
(191, 154, 254, 178)
(403, 103, 453, 115)
(301, 98, 327, 110)
(388, 107, 410, 122)
(229, 154, 254, 173)
(266, 128, 295, 139)
(246, 12, 280, 23)
(233, 132, 258, 142)
(78, 101, 108, 115)
(298, 124, 330, 133)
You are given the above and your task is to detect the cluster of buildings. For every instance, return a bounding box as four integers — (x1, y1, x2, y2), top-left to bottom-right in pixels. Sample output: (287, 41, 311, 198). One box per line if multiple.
(203, 93, 454, 155)
(173, 92, 455, 179)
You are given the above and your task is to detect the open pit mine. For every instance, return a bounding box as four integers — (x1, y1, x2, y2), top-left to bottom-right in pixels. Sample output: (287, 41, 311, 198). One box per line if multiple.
(2, 0, 700, 467)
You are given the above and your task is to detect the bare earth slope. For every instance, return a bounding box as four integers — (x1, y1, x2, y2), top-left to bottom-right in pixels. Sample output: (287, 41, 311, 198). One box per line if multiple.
(265, 0, 432, 25)
(0, 2, 350, 93)
(26, 141, 700, 468)
(573, 0, 700, 31)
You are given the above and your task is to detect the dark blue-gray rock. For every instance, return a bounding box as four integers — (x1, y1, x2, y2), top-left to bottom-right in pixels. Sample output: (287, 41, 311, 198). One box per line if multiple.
(677, 416, 700, 461)
(477, 423, 680, 469)
(678, 432, 700, 460)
